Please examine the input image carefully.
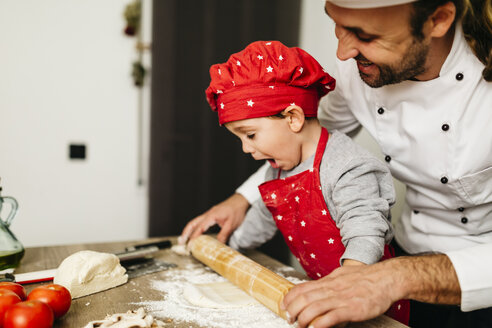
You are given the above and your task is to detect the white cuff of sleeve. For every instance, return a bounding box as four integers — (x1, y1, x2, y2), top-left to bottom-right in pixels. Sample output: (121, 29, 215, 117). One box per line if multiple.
(445, 243, 492, 311)
(235, 162, 269, 204)
(228, 230, 242, 250)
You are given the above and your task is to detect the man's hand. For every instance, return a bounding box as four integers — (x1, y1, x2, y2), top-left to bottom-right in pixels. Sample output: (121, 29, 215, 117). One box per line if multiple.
(179, 193, 250, 244)
(282, 263, 398, 327)
(282, 255, 461, 328)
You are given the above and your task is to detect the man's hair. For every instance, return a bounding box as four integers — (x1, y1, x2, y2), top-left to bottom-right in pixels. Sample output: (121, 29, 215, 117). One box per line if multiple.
(410, 0, 492, 81)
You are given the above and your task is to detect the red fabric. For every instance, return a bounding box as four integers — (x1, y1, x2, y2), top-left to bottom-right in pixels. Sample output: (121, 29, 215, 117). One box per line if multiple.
(259, 127, 410, 325)
(259, 128, 344, 278)
(206, 41, 336, 125)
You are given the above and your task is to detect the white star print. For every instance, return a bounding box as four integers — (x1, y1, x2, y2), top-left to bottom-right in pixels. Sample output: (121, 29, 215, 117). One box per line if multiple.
(269, 86, 275, 89)
(277, 215, 282, 221)
(300, 220, 306, 227)
(232, 81, 235, 86)
(290, 102, 296, 106)
(325, 85, 331, 89)
(299, 67, 304, 74)
(220, 103, 224, 109)
(398, 304, 401, 310)
(310, 253, 316, 259)
(247, 99, 254, 107)
(218, 68, 221, 75)
(317, 273, 321, 277)
(271, 193, 276, 199)
(288, 236, 293, 241)
(236, 60, 241, 66)
(279, 55, 284, 61)
(266, 66, 273, 73)
(291, 184, 295, 188)
(216, 90, 223, 94)
(328, 238, 334, 244)
(257, 55, 263, 60)
(309, 168, 314, 172)
(322, 209, 327, 215)
(265, 42, 272, 45)
(295, 196, 300, 202)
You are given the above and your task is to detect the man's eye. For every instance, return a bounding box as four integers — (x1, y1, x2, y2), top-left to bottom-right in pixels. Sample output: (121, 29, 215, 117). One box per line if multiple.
(247, 134, 255, 139)
(356, 33, 374, 42)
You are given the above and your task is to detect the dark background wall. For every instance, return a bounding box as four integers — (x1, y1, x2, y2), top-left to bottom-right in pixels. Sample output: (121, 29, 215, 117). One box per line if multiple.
(149, 0, 301, 264)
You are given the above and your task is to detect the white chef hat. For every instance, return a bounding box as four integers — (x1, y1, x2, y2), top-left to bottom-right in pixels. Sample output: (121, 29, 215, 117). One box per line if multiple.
(326, 0, 417, 9)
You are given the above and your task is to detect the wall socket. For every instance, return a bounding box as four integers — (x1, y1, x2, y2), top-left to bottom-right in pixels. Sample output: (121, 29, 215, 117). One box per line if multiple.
(69, 144, 86, 160)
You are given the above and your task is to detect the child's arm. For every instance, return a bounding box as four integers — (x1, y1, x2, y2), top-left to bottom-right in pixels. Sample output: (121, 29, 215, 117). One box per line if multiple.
(342, 259, 366, 266)
(330, 156, 395, 265)
(228, 199, 277, 251)
(321, 132, 396, 266)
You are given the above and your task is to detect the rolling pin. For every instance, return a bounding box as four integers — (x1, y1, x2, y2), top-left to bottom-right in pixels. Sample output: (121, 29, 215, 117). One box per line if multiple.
(189, 235, 294, 320)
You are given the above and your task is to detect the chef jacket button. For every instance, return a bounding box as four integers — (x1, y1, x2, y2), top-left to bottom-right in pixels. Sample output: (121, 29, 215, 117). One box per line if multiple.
(456, 73, 464, 81)
(413, 210, 420, 214)
(461, 217, 468, 224)
(440, 176, 448, 184)
(442, 124, 450, 131)
(458, 207, 465, 212)
(377, 107, 385, 115)
(385, 155, 391, 162)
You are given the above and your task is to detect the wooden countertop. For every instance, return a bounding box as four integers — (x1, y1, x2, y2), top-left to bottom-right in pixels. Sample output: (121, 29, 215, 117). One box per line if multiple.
(16, 237, 407, 328)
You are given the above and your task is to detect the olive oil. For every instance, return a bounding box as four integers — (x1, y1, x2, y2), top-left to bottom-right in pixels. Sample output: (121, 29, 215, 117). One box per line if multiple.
(0, 249, 24, 271)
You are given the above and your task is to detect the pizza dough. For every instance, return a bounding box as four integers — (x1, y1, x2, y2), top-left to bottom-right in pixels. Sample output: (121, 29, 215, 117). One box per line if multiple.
(183, 281, 260, 308)
(171, 244, 190, 256)
(54, 250, 128, 299)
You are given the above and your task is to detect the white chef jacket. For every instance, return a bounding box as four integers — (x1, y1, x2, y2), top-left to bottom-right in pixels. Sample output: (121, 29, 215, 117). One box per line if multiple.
(236, 25, 492, 312)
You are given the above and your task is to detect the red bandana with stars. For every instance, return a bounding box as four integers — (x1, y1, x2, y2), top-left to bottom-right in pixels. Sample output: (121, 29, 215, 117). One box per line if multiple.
(206, 41, 336, 125)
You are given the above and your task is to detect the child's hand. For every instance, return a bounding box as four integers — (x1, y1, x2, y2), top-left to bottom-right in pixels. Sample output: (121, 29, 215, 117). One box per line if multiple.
(342, 259, 365, 266)
(179, 193, 250, 244)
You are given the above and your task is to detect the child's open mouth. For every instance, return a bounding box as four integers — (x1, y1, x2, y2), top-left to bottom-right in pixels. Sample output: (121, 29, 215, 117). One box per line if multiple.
(267, 159, 279, 169)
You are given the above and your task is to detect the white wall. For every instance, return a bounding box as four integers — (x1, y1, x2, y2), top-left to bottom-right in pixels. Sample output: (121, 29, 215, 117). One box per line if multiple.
(0, 0, 152, 247)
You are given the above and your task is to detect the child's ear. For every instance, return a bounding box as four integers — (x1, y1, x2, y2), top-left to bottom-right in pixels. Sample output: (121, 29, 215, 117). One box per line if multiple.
(283, 105, 305, 133)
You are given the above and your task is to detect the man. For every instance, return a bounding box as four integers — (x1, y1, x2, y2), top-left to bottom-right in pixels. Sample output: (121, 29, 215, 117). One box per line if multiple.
(180, 0, 492, 327)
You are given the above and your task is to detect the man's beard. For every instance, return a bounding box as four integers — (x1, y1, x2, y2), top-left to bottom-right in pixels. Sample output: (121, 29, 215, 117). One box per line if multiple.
(358, 39, 430, 88)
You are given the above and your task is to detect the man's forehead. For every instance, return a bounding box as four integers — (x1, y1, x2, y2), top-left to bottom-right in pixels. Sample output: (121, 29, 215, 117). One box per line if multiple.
(324, 0, 417, 9)
(324, 1, 413, 34)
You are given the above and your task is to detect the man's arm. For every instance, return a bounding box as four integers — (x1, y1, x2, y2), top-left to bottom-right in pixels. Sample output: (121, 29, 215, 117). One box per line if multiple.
(317, 59, 361, 135)
(446, 243, 492, 311)
(282, 254, 460, 328)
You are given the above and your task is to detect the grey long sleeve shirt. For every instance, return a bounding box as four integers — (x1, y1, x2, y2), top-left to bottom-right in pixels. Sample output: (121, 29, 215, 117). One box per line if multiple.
(229, 130, 395, 265)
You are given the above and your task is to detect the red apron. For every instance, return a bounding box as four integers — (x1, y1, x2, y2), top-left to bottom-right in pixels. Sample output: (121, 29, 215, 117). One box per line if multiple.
(258, 127, 409, 324)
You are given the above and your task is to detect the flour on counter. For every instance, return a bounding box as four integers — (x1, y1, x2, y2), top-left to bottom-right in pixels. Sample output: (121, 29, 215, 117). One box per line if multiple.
(133, 263, 304, 328)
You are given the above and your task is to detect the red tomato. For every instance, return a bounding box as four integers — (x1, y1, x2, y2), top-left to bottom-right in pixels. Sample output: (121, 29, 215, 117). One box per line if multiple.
(0, 290, 22, 328)
(27, 284, 71, 318)
(3, 300, 53, 328)
(0, 283, 27, 301)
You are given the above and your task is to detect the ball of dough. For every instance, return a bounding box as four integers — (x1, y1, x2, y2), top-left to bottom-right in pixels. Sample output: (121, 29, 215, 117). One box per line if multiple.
(54, 250, 128, 299)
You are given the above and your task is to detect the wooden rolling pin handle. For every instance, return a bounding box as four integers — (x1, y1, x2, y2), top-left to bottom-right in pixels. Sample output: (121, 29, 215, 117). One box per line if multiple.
(189, 235, 294, 320)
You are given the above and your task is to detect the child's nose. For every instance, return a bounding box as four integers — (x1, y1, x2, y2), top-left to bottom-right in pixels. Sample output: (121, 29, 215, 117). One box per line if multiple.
(242, 141, 254, 154)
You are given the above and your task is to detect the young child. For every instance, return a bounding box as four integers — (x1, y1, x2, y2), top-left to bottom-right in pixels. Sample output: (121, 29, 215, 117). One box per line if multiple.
(205, 41, 408, 323)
